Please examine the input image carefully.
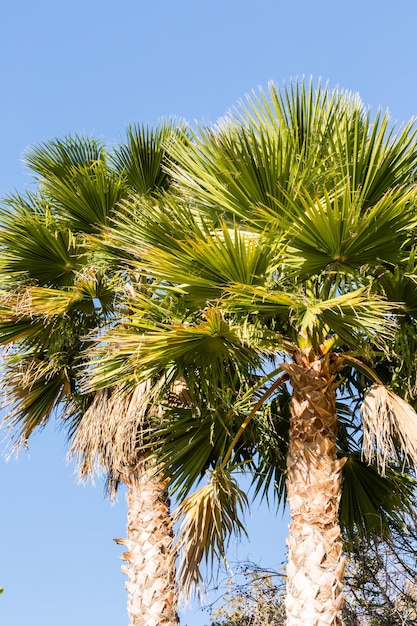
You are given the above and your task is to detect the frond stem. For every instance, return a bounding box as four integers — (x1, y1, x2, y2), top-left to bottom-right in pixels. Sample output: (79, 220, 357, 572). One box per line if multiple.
(339, 354, 383, 385)
(221, 371, 289, 469)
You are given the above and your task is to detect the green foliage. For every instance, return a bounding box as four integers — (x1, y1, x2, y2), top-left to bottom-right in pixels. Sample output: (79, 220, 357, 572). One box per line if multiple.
(0, 123, 183, 468)
(4, 80, 417, 609)
(84, 80, 417, 597)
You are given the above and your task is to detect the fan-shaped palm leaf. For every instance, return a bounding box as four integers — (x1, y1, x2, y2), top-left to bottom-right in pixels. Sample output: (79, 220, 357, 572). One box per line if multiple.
(111, 121, 188, 195)
(173, 466, 248, 600)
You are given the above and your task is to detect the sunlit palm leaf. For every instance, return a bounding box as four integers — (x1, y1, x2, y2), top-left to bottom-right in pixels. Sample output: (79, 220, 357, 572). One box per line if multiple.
(167, 80, 417, 236)
(111, 121, 187, 195)
(0, 201, 84, 287)
(331, 106, 417, 207)
(0, 318, 47, 344)
(20, 287, 85, 315)
(265, 184, 417, 276)
(362, 384, 417, 472)
(23, 134, 106, 181)
(40, 161, 126, 232)
(223, 283, 395, 350)
(142, 230, 280, 305)
(125, 308, 261, 386)
(166, 81, 344, 228)
(110, 195, 283, 307)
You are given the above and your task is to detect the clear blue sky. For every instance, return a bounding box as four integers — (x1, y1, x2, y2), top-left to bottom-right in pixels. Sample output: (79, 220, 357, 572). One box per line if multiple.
(1, 1, 416, 624)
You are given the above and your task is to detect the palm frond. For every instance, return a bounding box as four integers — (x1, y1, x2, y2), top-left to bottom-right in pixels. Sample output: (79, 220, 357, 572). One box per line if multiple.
(111, 120, 187, 195)
(68, 381, 158, 496)
(0, 201, 84, 287)
(1, 365, 70, 447)
(362, 384, 417, 472)
(91, 307, 261, 389)
(23, 134, 106, 181)
(224, 283, 395, 351)
(266, 184, 417, 276)
(340, 454, 416, 547)
(331, 106, 417, 206)
(167, 80, 417, 236)
(166, 80, 344, 229)
(147, 403, 239, 499)
(173, 466, 248, 601)
(40, 160, 126, 232)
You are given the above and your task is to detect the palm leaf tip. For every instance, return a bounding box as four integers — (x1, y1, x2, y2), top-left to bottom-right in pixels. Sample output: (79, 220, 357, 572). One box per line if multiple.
(361, 384, 417, 473)
(173, 467, 248, 602)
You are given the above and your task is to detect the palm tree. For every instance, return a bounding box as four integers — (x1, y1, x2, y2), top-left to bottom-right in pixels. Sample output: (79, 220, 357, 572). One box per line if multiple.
(87, 81, 417, 625)
(0, 124, 185, 626)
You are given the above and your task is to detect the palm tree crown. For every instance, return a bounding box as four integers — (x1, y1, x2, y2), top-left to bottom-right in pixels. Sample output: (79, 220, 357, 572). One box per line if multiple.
(87, 81, 417, 624)
(0, 123, 186, 626)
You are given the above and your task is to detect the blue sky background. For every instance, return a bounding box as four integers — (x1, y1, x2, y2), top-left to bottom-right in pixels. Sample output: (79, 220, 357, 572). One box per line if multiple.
(1, 1, 416, 624)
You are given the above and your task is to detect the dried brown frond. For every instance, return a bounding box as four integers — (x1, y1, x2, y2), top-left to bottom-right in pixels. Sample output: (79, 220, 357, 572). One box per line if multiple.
(0, 289, 26, 315)
(173, 467, 248, 603)
(165, 376, 192, 407)
(362, 384, 417, 473)
(68, 376, 189, 497)
(68, 379, 162, 496)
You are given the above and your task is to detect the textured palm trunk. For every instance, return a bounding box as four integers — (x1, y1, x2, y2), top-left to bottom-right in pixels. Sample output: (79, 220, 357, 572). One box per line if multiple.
(116, 464, 179, 626)
(284, 352, 346, 626)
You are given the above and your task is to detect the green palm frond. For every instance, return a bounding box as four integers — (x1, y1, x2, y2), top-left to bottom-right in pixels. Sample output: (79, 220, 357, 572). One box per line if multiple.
(307, 289, 396, 349)
(0, 318, 47, 345)
(124, 307, 261, 386)
(380, 253, 417, 316)
(340, 454, 416, 547)
(98, 192, 193, 272)
(21, 135, 127, 233)
(23, 134, 106, 181)
(0, 134, 126, 453)
(166, 81, 344, 228)
(142, 226, 281, 306)
(108, 194, 283, 305)
(223, 283, 395, 351)
(39, 160, 126, 232)
(167, 80, 417, 234)
(15, 276, 116, 317)
(1, 361, 71, 446)
(0, 191, 50, 222)
(148, 403, 241, 499)
(332, 106, 417, 206)
(266, 184, 417, 276)
(21, 287, 86, 315)
(111, 120, 187, 195)
(0, 200, 84, 287)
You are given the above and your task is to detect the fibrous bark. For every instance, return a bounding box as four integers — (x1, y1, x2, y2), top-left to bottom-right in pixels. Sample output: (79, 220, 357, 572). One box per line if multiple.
(116, 465, 179, 626)
(284, 353, 346, 626)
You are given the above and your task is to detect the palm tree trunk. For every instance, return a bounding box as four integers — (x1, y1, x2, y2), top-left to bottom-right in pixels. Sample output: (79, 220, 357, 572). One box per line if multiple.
(116, 465, 179, 626)
(284, 352, 346, 626)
